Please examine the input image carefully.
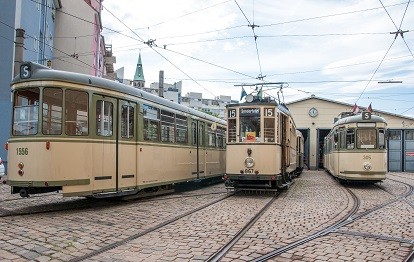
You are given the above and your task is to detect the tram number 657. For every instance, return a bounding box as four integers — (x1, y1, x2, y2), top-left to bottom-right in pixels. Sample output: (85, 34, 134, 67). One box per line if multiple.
(16, 147, 29, 155)
(245, 168, 254, 174)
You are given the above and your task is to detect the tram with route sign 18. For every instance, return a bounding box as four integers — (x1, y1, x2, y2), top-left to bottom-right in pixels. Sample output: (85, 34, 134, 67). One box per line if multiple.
(323, 111, 387, 182)
(6, 62, 226, 198)
(223, 92, 303, 191)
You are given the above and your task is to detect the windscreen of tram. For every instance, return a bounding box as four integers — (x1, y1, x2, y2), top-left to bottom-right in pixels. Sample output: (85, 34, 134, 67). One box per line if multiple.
(239, 108, 261, 142)
(13, 88, 40, 136)
(338, 128, 385, 150)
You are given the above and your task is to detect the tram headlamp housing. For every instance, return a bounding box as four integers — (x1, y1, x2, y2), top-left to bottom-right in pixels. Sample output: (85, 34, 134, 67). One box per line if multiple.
(245, 157, 255, 168)
(363, 162, 372, 171)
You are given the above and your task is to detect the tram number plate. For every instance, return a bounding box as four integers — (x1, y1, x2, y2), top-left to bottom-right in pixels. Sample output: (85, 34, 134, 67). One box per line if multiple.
(244, 168, 254, 174)
(16, 147, 29, 155)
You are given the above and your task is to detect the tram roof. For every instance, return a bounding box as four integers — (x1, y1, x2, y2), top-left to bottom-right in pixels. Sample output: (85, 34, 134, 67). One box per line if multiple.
(12, 62, 226, 125)
(334, 113, 387, 126)
(227, 100, 292, 116)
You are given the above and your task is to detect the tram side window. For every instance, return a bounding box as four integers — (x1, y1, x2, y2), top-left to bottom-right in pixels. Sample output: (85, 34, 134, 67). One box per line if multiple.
(96, 100, 113, 137)
(191, 122, 197, 145)
(66, 90, 88, 136)
(143, 105, 160, 141)
(208, 124, 217, 147)
(13, 88, 40, 136)
(217, 126, 225, 148)
(357, 129, 376, 149)
(379, 129, 386, 149)
(42, 88, 62, 135)
(346, 129, 355, 149)
(228, 119, 236, 143)
(121, 105, 134, 139)
(176, 114, 188, 144)
(161, 110, 175, 142)
(240, 116, 260, 142)
(199, 123, 205, 146)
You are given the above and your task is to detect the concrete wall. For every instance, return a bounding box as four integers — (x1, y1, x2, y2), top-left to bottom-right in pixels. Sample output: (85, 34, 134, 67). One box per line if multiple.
(53, 0, 100, 75)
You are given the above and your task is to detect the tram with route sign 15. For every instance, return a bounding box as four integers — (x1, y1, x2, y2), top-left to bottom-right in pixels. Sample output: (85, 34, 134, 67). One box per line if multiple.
(6, 62, 226, 198)
(223, 93, 303, 190)
(323, 111, 387, 182)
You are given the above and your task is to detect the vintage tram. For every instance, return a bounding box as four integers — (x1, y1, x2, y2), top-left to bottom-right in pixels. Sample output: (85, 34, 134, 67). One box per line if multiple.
(323, 111, 387, 182)
(223, 94, 302, 190)
(7, 62, 226, 198)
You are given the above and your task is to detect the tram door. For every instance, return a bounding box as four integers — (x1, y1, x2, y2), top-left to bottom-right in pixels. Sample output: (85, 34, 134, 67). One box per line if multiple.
(92, 95, 118, 192)
(117, 100, 138, 189)
(191, 120, 205, 179)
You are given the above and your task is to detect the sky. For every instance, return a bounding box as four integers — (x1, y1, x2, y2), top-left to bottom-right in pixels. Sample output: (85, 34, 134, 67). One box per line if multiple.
(101, 0, 414, 118)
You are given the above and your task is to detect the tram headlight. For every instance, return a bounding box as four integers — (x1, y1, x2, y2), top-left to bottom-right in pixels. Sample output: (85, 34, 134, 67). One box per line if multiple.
(363, 162, 372, 171)
(245, 157, 255, 168)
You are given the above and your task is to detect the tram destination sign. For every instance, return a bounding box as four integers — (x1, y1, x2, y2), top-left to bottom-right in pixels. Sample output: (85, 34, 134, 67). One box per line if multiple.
(240, 108, 260, 117)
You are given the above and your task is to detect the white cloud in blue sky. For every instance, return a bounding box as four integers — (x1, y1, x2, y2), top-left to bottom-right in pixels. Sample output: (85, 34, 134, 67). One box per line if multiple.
(102, 0, 414, 117)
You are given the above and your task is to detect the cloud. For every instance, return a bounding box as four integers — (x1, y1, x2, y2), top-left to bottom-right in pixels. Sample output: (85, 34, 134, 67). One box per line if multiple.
(101, 0, 414, 116)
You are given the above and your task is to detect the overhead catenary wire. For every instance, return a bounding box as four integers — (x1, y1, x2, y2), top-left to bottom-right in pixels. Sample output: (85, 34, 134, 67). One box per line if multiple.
(380, 0, 414, 58)
(98, 0, 220, 99)
(16, 0, 412, 115)
(233, 0, 264, 82)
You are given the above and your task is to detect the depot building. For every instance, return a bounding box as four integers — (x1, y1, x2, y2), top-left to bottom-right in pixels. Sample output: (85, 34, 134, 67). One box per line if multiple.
(286, 95, 414, 172)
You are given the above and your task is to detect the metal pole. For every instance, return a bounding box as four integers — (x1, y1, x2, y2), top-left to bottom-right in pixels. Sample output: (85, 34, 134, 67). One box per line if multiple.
(14, 28, 25, 77)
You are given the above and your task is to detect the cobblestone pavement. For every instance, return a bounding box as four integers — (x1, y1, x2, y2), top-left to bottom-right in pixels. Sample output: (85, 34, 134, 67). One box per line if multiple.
(0, 171, 412, 261)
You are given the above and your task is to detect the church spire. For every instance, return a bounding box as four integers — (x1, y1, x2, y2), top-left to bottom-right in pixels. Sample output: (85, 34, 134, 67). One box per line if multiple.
(133, 53, 145, 88)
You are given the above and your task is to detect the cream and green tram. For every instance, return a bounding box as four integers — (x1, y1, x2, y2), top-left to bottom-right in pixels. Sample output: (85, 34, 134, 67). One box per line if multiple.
(223, 97, 299, 190)
(7, 62, 226, 198)
(323, 112, 387, 182)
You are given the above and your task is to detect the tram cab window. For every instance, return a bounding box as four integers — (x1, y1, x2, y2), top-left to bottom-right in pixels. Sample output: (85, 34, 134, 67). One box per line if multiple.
(264, 118, 275, 142)
(339, 129, 346, 149)
(240, 116, 261, 142)
(357, 129, 376, 149)
(13, 88, 40, 136)
(346, 129, 355, 149)
(143, 104, 160, 142)
(66, 90, 88, 136)
(96, 100, 113, 137)
(227, 119, 236, 143)
(378, 129, 386, 149)
(121, 105, 134, 139)
(42, 88, 63, 135)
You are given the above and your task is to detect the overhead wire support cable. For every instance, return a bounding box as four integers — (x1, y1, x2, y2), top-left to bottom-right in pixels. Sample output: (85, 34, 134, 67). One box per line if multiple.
(233, 0, 264, 82)
(380, 0, 414, 59)
(99, 0, 219, 99)
(355, 38, 397, 104)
